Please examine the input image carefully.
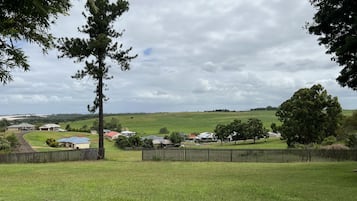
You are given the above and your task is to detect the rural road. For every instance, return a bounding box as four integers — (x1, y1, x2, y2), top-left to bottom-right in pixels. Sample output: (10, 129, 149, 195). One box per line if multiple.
(14, 131, 36, 153)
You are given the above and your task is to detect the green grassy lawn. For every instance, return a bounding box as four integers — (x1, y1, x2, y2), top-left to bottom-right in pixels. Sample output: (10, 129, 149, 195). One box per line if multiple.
(0, 158, 356, 201)
(1, 131, 356, 200)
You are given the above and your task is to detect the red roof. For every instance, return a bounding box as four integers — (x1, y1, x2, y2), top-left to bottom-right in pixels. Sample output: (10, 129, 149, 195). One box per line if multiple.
(105, 131, 119, 138)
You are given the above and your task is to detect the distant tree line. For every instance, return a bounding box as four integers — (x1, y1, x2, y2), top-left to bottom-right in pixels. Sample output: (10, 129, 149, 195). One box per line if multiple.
(250, 106, 278, 111)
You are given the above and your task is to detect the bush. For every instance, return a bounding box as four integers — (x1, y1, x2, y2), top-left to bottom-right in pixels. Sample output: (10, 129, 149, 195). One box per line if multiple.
(142, 139, 153, 149)
(0, 137, 10, 151)
(128, 135, 143, 148)
(346, 133, 357, 148)
(46, 138, 59, 148)
(159, 127, 169, 134)
(321, 136, 337, 146)
(115, 136, 130, 149)
(6, 134, 19, 148)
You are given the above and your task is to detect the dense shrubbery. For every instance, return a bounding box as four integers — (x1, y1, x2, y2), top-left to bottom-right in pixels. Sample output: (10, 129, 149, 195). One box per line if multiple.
(0, 134, 19, 152)
(159, 127, 169, 134)
(115, 136, 154, 149)
(46, 138, 59, 148)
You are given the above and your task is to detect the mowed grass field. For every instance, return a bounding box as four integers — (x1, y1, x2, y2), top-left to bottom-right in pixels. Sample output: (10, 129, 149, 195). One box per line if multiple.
(0, 152, 356, 201)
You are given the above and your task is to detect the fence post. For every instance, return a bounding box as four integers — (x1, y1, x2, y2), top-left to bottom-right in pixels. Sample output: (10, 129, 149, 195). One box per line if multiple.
(184, 148, 186, 161)
(207, 149, 210, 162)
(230, 149, 233, 162)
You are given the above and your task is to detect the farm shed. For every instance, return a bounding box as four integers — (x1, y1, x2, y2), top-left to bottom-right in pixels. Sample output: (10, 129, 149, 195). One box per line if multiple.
(58, 137, 90, 149)
(39, 123, 61, 131)
(7, 123, 35, 131)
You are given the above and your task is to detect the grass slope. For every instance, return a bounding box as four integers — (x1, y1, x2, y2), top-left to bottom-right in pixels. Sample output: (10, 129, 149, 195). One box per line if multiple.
(62, 111, 280, 135)
(0, 157, 356, 201)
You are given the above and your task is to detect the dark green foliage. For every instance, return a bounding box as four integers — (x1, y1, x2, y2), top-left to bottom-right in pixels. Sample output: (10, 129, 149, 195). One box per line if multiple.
(270, 123, 278, 133)
(343, 111, 357, 132)
(321, 136, 337, 146)
(0, 137, 10, 151)
(159, 127, 169, 134)
(57, 0, 136, 159)
(276, 84, 343, 147)
(346, 133, 357, 148)
(115, 136, 130, 149)
(245, 118, 267, 143)
(65, 124, 71, 131)
(0, 0, 71, 84)
(128, 135, 142, 148)
(5, 134, 18, 148)
(45, 138, 58, 148)
(307, 0, 357, 90)
(142, 139, 153, 149)
(168, 132, 183, 144)
(215, 118, 267, 143)
(214, 124, 231, 143)
(0, 118, 10, 132)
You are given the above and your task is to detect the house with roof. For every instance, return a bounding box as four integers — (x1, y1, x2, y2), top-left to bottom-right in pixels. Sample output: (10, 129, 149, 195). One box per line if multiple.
(142, 135, 173, 148)
(195, 132, 217, 143)
(57, 137, 90, 149)
(7, 123, 35, 131)
(39, 124, 61, 131)
(120, 130, 136, 137)
(104, 131, 120, 140)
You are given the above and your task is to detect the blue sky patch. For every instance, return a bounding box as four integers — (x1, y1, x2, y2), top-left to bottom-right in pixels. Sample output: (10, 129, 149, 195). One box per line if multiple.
(143, 48, 153, 56)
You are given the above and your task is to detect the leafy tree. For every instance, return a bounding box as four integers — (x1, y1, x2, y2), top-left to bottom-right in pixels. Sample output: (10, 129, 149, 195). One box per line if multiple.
(128, 135, 142, 148)
(276, 84, 343, 147)
(307, 0, 357, 90)
(114, 136, 129, 149)
(159, 127, 169, 134)
(168, 132, 183, 144)
(346, 133, 357, 148)
(214, 124, 231, 143)
(0, 0, 71, 84)
(229, 119, 247, 141)
(57, 0, 137, 159)
(105, 117, 121, 131)
(245, 118, 267, 144)
(0, 118, 10, 132)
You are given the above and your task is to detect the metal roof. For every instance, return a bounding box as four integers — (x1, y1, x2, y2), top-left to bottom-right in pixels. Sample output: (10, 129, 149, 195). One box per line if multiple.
(57, 137, 90, 144)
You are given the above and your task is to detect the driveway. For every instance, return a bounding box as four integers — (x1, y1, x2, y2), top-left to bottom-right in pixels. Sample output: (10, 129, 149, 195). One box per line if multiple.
(14, 131, 36, 153)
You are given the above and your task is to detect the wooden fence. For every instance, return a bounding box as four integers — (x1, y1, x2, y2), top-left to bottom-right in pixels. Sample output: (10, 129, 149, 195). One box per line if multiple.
(0, 148, 98, 163)
(142, 149, 357, 162)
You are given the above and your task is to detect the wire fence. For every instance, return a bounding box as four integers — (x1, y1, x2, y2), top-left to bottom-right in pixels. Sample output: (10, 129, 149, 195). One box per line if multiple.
(142, 148, 357, 162)
(0, 148, 98, 163)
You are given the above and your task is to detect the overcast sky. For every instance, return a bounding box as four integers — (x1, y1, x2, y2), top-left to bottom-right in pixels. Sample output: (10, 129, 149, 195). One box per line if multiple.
(1, 0, 356, 115)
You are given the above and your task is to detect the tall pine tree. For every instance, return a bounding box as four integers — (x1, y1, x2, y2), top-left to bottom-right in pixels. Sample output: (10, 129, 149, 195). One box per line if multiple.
(57, 0, 136, 159)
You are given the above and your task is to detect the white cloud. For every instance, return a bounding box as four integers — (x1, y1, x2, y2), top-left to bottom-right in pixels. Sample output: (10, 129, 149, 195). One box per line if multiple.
(1, 0, 356, 114)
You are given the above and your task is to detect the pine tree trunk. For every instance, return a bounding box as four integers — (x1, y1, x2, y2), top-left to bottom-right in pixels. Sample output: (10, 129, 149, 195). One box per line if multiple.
(98, 76, 105, 159)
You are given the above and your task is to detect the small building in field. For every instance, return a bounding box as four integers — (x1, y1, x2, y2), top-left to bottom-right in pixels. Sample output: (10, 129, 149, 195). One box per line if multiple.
(105, 131, 120, 140)
(39, 124, 61, 131)
(195, 132, 217, 143)
(7, 123, 35, 131)
(120, 130, 136, 137)
(57, 137, 90, 149)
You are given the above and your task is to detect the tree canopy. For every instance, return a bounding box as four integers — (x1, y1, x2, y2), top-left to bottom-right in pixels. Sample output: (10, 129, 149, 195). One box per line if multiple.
(0, 0, 71, 84)
(307, 0, 357, 90)
(276, 84, 343, 147)
(214, 118, 267, 144)
(57, 0, 136, 159)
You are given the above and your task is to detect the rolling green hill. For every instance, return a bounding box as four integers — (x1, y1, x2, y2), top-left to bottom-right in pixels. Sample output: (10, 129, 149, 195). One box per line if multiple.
(61, 110, 355, 136)
(62, 111, 279, 135)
